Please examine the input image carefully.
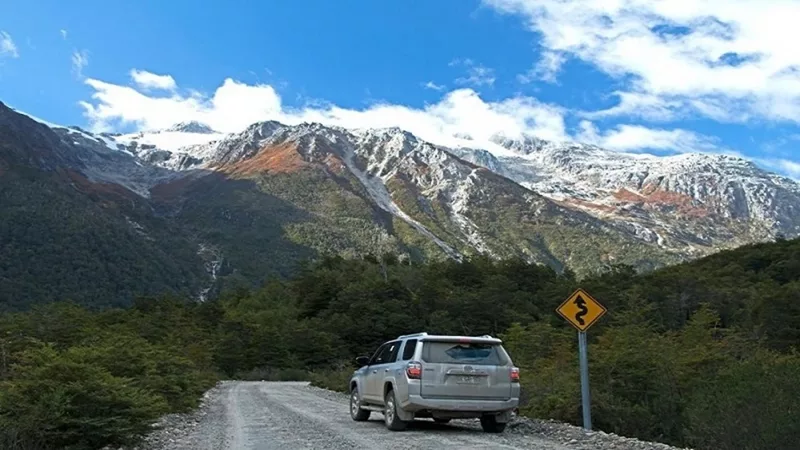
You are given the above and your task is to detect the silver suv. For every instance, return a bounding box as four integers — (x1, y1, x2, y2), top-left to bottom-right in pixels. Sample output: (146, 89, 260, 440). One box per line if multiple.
(348, 332, 520, 432)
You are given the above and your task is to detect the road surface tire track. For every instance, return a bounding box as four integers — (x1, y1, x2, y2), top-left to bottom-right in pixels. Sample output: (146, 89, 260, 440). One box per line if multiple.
(131, 381, 687, 450)
(139, 381, 569, 450)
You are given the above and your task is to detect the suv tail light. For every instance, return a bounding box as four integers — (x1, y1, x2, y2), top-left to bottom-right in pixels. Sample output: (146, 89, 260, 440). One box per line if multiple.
(406, 361, 422, 380)
(510, 367, 520, 382)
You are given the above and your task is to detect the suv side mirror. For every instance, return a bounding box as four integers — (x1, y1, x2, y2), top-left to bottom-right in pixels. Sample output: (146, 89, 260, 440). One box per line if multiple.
(355, 356, 370, 367)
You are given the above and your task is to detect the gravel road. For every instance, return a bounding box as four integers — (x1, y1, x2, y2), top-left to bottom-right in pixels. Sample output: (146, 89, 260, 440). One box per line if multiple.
(129, 381, 690, 450)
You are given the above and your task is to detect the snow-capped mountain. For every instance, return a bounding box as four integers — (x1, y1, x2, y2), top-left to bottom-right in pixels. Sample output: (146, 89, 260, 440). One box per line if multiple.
(4, 100, 799, 286)
(82, 116, 798, 256)
(452, 136, 800, 255)
(166, 121, 217, 134)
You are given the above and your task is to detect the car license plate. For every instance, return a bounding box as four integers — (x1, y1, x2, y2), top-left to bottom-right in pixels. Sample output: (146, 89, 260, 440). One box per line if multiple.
(457, 375, 479, 384)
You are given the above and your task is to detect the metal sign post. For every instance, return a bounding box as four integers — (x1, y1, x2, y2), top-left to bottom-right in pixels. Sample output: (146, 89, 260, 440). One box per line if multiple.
(578, 331, 592, 431)
(556, 288, 606, 432)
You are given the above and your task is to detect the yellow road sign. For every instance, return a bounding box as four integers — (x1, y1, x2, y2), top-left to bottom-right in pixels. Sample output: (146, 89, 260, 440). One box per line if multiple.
(556, 288, 607, 332)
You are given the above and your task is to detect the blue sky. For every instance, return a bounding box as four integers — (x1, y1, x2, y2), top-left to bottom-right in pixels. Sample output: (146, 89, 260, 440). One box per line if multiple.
(1, 0, 799, 178)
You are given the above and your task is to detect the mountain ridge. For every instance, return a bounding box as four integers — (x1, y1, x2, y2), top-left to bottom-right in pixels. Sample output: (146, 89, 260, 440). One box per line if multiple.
(108, 114, 800, 254)
(2, 100, 798, 307)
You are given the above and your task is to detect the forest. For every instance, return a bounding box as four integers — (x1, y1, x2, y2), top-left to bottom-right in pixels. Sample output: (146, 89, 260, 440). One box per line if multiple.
(1, 237, 799, 450)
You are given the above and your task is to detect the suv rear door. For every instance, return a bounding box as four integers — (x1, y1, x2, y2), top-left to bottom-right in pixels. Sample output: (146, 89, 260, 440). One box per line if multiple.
(365, 341, 401, 402)
(419, 338, 514, 401)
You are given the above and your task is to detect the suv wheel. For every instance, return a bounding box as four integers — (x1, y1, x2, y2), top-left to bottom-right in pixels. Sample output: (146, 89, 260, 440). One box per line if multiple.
(349, 386, 370, 421)
(480, 414, 507, 433)
(384, 389, 408, 431)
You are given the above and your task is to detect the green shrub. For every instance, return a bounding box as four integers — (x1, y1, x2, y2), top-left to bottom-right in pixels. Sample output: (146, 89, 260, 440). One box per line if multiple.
(0, 346, 167, 450)
(685, 353, 800, 450)
(500, 322, 580, 422)
(308, 366, 353, 393)
(68, 335, 217, 412)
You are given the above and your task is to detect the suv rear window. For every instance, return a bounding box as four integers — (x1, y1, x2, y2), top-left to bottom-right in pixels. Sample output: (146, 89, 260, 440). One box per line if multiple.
(401, 339, 418, 361)
(421, 341, 507, 366)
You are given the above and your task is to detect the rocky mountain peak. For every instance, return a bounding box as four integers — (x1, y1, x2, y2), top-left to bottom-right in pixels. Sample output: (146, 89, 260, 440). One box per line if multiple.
(165, 121, 217, 134)
(490, 133, 551, 154)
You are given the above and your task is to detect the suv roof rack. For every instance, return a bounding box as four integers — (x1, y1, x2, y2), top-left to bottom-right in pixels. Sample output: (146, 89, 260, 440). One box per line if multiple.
(397, 332, 428, 339)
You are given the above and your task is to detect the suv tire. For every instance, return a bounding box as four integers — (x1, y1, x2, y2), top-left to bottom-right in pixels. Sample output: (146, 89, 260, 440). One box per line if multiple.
(384, 389, 408, 431)
(349, 386, 370, 421)
(480, 414, 507, 433)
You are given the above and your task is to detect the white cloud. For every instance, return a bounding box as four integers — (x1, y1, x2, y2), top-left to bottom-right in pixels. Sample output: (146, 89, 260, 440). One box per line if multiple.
(71, 49, 89, 77)
(577, 121, 725, 154)
(582, 92, 684, 122)
(757, 158, 800, 181)
(518, 51, 565, 84)
(451, 59, 496, 87)
(80, 77, 282, 134)
(77, 70, 800, 178)
(575, 120, 601, 144)
(584, 92, 754, 123)
(776, 159, 800, 180)
(458, 65, 495, 87)
(60, 29, 68, 40)
(79, 74, 568, 148)
(484, 0, 800, 123)
(130, 69, 177, 91)
(423, 81, 445, 91)
(0, 31, 19, 58)
(448, 58, 472, 67)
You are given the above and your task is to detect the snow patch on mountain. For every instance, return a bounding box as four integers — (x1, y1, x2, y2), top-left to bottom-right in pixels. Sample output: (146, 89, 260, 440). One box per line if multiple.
(114, 129, 225, 152)
(347, 127, 506, 257)
(453, 135, 800, 247)
(15, 109, 64, 130)
(451, 169, 493, 255)
(17, 109, 132, 156)
(337, 132, 462, 260)
(167, 121, 216, 134)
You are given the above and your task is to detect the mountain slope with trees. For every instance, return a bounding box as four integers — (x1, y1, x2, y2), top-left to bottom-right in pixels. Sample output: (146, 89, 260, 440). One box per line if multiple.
(2, 102, 683, 310)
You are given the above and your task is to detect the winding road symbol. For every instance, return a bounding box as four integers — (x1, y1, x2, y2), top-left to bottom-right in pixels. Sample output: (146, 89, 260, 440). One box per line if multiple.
(573, 295, 589, 326)
(556, 288, 607, 332)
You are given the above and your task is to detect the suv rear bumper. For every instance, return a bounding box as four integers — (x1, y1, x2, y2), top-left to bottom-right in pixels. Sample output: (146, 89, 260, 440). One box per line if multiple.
(402, 394, 519, 413)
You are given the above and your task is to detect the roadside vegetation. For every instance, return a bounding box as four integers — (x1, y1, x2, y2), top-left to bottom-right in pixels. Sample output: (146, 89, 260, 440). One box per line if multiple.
(1, 238, 799, 449)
